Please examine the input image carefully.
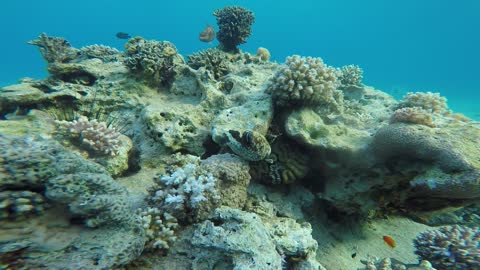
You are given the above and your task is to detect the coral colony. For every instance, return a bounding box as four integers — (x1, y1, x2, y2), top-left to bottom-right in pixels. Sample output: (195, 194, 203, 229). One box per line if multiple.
(0, 5, 479, 270)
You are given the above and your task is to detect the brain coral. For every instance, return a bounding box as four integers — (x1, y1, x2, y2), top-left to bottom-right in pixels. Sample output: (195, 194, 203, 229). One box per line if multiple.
(414, 225, 480, 270)
(213, 6, 255, 52)
(268, 55, 342, 110)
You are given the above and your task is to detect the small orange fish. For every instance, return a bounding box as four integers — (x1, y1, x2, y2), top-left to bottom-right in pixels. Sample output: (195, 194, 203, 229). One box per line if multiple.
(199, 25, 215, 43)
(383, 235, 396, 248)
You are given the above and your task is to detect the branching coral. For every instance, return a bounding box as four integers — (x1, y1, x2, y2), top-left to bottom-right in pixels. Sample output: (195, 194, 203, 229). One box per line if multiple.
(390, 107, 435, 128)
(339, 64, 363, 88)
(268, 55, 342, 110)
(28, 33, 79, 63)
(150, 161, 220, 222)
(124, 36, 179, 88)
(138, 207, 178, 250)
(397, 92, 448, 114)
(414, 225, 480, 270)
(187, 48, 232, 80)
(213, 6, 255, 52)
(56, 116, 122, 156)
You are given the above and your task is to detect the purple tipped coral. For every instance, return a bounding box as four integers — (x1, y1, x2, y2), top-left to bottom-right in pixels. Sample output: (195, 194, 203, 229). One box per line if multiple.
(414, 225, 480, 270)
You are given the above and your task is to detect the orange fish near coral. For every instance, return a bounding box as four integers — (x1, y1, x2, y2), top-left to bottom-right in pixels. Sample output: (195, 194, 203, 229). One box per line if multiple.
(383, 235, 396, 248)
(199, 25, 215, 43)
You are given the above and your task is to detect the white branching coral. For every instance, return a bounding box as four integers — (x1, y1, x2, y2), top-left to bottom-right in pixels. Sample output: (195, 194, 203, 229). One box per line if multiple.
(414, 225, 480, 270)
(138, 207, 178, 250)
(397, 92, 448, 114)
(268, 55, 342, 109)
(151, 162, 220, 220)
(56, 116, 121, 156)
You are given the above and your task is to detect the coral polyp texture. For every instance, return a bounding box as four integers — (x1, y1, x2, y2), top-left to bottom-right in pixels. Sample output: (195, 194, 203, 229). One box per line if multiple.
(124, 36, 181, 88)
(398, 91, 449, 114)
(414, 225, 480, 270)
(268, 55, 342, 110)
(56, 115, 122, 156)
(213, 6, 255, 52)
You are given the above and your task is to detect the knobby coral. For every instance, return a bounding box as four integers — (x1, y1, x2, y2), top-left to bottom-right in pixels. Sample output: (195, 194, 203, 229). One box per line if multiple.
(213, 6, 255, 52)
(413, 225, 480, 270)
(268, 55, 342, 110)
(339, 64, 363, 88)
(138, 207, 178, 250)
(56, 116, 122, 156)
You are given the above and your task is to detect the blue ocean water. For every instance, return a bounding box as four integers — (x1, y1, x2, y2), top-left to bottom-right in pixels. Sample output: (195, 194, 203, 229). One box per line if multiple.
(2, 0, 479, 117)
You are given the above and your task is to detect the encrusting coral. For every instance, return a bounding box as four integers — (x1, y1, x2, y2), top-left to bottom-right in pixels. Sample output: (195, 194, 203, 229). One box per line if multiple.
(390, 107, 436, 128)
(213, 6, 255, 52)
(413, 225, 480, 270)
(0, 190, 46, 219)
(268, 55, 342, 110)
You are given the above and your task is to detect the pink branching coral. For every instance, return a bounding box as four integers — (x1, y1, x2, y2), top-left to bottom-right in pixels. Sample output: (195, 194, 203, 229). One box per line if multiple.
(390, 107, 435, 127)
(56, 116, 121, 156)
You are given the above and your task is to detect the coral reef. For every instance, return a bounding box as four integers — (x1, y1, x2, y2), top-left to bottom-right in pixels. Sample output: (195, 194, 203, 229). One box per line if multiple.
(55, 115, 123, 156)
(397, 92, 448, 114)
(414, 225, 480, 270)
(124, 36, 182, 88)
(268, 55, 342, 110)
(0, 134, 145, 268)
(3, 29, 480, 270)
(213, 6, 255, 52)
(390, 107, 435, 127)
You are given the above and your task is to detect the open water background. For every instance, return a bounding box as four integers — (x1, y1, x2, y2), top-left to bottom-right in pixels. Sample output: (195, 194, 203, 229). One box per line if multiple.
(1, 0, 479, 117)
